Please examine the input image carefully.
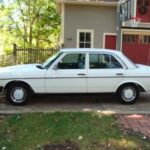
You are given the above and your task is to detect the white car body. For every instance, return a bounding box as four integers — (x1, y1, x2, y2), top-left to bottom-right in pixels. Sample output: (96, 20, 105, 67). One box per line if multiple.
(0, 48, 150, 105)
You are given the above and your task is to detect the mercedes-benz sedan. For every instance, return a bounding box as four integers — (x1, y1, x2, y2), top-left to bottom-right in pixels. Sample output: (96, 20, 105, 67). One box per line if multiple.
(0, 48, 149, 105)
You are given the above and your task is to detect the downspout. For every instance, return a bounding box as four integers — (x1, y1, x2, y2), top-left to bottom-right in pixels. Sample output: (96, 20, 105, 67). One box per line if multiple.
(116, 0, 122, 51)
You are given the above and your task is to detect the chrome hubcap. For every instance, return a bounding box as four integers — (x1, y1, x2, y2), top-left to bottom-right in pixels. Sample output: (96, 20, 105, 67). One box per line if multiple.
(10, 87, 26, 103)
(122, 87, 136, 102)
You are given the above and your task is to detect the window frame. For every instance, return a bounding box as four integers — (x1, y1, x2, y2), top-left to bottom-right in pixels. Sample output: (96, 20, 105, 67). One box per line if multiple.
(77, 29, 94, 48)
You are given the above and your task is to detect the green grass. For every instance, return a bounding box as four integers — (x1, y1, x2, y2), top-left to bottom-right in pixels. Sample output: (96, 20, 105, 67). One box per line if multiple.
(0, 112, 150, 150)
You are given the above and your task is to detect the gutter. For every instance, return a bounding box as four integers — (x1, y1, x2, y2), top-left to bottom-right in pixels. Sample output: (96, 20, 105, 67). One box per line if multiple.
(116, 0, 122, 50)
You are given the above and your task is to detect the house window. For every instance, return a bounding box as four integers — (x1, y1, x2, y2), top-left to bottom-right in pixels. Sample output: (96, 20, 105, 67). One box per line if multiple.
(145, 0, 150, 6)
(140, 35, 150, 44)
(123, 34, 136, 43)
(77, 30, 94, 48)
(137, 0, 150, 6)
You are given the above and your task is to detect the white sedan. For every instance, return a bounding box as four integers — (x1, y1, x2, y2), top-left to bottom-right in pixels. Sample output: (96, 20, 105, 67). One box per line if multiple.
(0, 48, 150, 105)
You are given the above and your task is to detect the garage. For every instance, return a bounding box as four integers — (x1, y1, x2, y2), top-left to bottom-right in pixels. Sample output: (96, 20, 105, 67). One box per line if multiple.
(122, 31, 150, 65)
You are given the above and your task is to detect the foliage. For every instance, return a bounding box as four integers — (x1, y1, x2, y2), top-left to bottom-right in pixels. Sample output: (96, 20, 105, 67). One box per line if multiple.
(0, 0, 60, 54)
(0, 113, 150, 150)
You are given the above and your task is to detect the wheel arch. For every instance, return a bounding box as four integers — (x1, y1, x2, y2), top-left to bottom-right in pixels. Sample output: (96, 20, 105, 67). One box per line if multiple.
(116, 82, 145, 93)
(4, 80, 35, 95)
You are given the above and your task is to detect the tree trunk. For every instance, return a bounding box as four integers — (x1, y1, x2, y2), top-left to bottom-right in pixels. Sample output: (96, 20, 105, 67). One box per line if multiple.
(29, 24, 32, 46)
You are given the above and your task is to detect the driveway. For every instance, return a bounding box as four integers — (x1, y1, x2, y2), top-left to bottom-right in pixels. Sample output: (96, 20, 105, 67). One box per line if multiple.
(0, 93, 150, 114)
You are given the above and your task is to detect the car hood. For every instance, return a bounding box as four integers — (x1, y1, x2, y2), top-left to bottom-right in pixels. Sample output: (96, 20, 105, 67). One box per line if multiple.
(0, 64, 46, 79)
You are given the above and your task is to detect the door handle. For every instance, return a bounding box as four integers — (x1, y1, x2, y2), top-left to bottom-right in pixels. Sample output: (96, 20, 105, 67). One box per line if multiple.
(78, 73, 86, 76)
(116, 73, 124, 76)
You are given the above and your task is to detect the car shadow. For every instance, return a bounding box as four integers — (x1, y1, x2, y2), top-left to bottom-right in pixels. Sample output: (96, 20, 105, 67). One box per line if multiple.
(29, 94, 119, 105)
(1, 93, 150, 107)
(28, 92, 150, 105)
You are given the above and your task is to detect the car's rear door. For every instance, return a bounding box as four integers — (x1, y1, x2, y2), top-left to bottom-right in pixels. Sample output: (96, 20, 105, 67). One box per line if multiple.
(87, 52, 126, 93)
(45, 52, 87, 93)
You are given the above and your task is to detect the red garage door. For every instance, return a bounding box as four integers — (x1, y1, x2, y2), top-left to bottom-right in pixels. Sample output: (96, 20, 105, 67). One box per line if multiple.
(105, 35, 116, 50)
(122, 34, 150, 65)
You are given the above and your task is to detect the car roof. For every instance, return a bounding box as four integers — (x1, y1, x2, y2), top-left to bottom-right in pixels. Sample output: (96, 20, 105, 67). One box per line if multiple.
(60, 48, 122, 55)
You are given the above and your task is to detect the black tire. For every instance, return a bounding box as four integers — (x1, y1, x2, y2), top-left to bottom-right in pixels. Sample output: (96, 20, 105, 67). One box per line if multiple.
(6, 83, 31, 106)
(117, 85, 139, 104)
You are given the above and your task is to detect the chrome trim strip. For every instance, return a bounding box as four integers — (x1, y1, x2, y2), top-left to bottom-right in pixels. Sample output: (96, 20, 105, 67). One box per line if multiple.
(0, 76, 150, 80)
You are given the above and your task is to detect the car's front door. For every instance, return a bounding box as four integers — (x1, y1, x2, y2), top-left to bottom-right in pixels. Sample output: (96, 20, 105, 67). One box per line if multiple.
(87, 53, 125, 93)
(45, 52, 87, 93)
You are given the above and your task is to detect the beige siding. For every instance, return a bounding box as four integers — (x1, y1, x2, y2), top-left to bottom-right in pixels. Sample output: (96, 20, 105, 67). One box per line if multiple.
(64, 4, 117, 48)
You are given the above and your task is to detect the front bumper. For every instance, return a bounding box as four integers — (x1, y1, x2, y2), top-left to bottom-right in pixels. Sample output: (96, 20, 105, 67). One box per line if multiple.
(0, 86, 4, 95)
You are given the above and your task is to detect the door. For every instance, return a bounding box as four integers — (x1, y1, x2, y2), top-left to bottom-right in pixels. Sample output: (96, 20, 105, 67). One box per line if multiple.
(87, 53, 125, 93)
(45, 53, 87, 93)
(105, 34, 116, 50)
(122, 34, 150, 65)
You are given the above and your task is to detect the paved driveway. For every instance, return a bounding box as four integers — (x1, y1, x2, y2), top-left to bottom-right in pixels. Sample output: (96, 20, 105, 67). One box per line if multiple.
(0, 93, 150, 114)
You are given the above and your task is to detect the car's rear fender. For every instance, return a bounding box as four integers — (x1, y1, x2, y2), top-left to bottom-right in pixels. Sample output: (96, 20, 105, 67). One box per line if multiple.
(115, 81, 146, 93)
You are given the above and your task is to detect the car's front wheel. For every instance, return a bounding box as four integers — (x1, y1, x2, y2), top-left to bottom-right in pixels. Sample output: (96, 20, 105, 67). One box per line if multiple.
(117, 85, 139, 104)
(6, 83, 31, 106)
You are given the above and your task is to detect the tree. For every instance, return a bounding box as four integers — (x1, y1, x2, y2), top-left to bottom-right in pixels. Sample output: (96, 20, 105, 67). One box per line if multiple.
(0, 0, 60, 53)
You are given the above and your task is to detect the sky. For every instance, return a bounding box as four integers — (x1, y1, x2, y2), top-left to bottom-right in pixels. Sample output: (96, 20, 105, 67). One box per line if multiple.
(3, 0, 14, 6)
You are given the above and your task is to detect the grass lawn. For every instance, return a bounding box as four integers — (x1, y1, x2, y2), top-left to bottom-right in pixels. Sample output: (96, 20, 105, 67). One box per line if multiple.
(0, 112, 150, 150)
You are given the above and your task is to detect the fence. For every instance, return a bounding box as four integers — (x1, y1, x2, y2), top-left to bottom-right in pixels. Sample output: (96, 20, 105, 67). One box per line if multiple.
(0, 53, 16, 67)
(0, 44, 58, 67)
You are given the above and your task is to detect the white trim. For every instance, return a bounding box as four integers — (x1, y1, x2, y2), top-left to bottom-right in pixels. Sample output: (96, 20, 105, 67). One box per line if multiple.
(122, 29, 150, 35)
(103, 33, 117, 49)
(61, 3, 65, 45)
(133, 0, 137, 19)
(76, 29, 94, 48)
(121, 28, 150, 50)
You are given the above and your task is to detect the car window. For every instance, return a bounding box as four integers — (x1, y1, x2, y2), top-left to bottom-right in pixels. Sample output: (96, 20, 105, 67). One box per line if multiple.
(110, 55, 123, 69)
(89, 54, 123, 69)
(57, 53, 85, 69)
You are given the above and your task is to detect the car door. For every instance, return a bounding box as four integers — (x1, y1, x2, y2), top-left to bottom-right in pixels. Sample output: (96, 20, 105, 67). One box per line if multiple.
(87, 52, 126, 93)
(45, 52, 87, 93)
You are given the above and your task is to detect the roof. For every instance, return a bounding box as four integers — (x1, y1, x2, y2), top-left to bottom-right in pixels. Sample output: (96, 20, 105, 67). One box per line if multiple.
(56, 0, 119, 13)
(57, 0, 119, 2)
(56, 0, 119, 7)
(60, 48, 121, 54)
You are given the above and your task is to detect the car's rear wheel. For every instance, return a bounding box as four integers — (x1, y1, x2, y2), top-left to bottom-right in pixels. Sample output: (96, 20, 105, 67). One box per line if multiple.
(117, 85, 139, 104)
(6, 83, 31, 105)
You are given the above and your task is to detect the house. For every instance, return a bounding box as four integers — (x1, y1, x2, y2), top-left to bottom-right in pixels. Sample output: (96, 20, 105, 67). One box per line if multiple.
(56, 0, 150, 65)
(121, 0, 150, 65)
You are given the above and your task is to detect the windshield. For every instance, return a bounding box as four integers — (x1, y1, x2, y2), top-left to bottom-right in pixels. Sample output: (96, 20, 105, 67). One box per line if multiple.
(42, 52, 62, 68)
